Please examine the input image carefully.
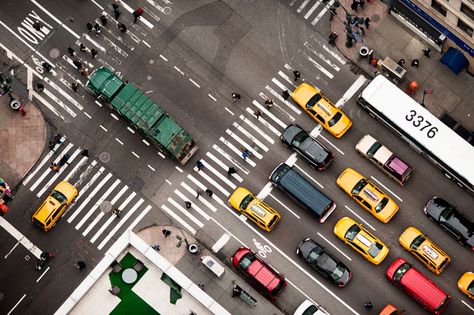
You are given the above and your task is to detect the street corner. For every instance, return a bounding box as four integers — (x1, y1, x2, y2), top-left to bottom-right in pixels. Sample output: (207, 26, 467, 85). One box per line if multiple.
(0, 96, 47, 186)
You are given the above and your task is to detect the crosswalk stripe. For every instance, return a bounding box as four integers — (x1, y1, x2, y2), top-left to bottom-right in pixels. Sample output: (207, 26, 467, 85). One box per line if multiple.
(272, 77, 296, 94)
(82, 212, 105, 237)
(187, 174, 225, 206)
(76, 177, 121, 231)
(36, 148, 82, 198)
(191, 165, 231, 196)
(212, 144, 250, 175)
(267, 193, 301, 219)
(127, 204, 152, 233)
(219, 137, 256, 167)
(200, 158, 237, 189)
(304, 41, 340, 71)
(174, 189, 211, 220)
(160, 204, 196, 236)
(29, 143, 74, 192)
(297, 0, 311, 13)
(67, 171, 111, 223)
(180, 182, 217, 213)
(239, 115, 275, 144)
(311, 2, 329, 25)
(205, 151, 243, 182)
(244, 108, 281, 137)
(97, 199, 145, 249)
(304, 53, 334, 79)
(232, 122, 269, 152)
(225, 130, 263, 160)
(23, 138, 66, 185)
(43, 77, 84, 111)
(258, 92, 296, 122)
(72, 161, 100, 190)
(264, 85, 301, 115)
(252, 100, 287, 129)
(168, 197, 204, 228)
(120, 2, 154, 29)
(64, 156, 89, 182)
(313, 35, 346, 65)
(304, 1, 320, 19)
(43, 89, 77, 117)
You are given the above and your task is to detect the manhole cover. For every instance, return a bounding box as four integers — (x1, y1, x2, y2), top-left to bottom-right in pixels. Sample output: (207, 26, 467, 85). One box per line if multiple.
(100, 201, 113, 213)
(371, 14, 380, 23)
(162, 7, 172, 15)
(49, 48, 60, 59)
(99, 152, 111, 163)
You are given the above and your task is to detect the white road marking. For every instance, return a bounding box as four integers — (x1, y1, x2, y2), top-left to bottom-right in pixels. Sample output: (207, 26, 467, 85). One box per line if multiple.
(160, 204, 196, 235)
(168, 197, 204, 228)
(142, 40, 151, 48)
(225, 129, 263, 160)
(147, 164, 155, 172)
(318, 134, 345, 155)
(31, 91, 67, 121)
(335, 75, 367, 107)
(212, 233, 231, 253)
(239, 115, 274, 144)
(344, 205, 376, 231)
(127, 127, 135, 134)
(244, 107, 281, 136)
(23, 139, 65, 185)
(142, 139, 150, 146)
(36, 267, 50, 282)
(132, 151, 140, 158)
(252, 100, 287, 129)
(174, 189, 211, 220)
(95, 100, 103, 107)
(111, 113, 119, 120)
(159, 54, 168, 61)
(224, 107, 234, 116)
(304, 2, 320, 19)
(276, 71, 297, 88)
(208, 93, 217, 102)
(0, 217, 42, 259)
(118, 1, 154, 29)
(304, 53, 334, 79)
(84, 111, 92, 119)
(304, 42, 340, 72)
(311, 2, 329, 25)
(284, 152, 299, 167)
(212, 144, 250, 175)
(64, 156, 88, 182)
(200, 158, 236, 189)
(100, 125, 108, 132)
(7, 294, 27, 315)
(205, 151, 243, 182)
(297, 0, 310, 13)
(461, 300, 474, 312)
(187, 174, 225, 206)
(370, 176, 403, 202)
(317, 232, 352, 261)
(219, 137, 256, 167)
(192, 165, 231, 196)
(181, 182, 217, 212)
(174, 66, 184, 75)
(115, 138, 124, 145)
(189, 78, 200, 88)
(265, 84, 301, 115)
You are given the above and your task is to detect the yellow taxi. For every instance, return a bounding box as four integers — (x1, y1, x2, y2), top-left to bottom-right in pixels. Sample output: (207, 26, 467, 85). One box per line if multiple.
(291, 83, 352, 138)
(32, 181, 78, 231)
(458, 272, 474, 300)
(229, 187, 281, 232)
(399, 227, 451, 274)
(334, 217, 389, 265)
(336, 168, 399, 223)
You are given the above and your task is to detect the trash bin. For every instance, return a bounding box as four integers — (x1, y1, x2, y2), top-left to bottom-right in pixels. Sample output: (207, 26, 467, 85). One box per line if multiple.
(359, 46, 369, 57)
(10, 99, 20, 110)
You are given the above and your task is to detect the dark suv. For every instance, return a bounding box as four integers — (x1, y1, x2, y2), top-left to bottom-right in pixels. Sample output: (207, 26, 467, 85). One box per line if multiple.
(424, 197, 474, 251)
(281, 124, 334, 170)
(296, 238, 352, 287)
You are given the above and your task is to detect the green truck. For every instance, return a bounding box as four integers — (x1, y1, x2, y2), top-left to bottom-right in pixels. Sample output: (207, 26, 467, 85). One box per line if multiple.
(86, 67, 198, 165)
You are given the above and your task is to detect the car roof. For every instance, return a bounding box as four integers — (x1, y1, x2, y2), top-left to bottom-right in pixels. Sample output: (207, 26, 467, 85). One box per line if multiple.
(247, 259, 282, 292)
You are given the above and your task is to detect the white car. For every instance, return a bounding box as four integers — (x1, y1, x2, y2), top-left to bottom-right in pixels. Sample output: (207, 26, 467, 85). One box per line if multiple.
(294, 300, 330, 315)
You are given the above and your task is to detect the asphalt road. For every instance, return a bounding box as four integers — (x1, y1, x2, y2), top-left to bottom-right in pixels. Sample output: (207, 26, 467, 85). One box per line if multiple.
(0, 0, 472, 314)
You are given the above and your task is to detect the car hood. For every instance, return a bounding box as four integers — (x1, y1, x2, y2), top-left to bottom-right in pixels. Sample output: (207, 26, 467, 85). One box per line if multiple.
(297, 239, 318, 259)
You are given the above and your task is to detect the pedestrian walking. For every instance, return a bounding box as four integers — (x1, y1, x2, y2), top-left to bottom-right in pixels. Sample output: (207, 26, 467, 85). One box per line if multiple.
(254, 110, 262, 119)
(423, 47, 431, 58)
(86, 22, 93, 33)
(151, 243, 160, 251)
(197, 282, 205, 290)
(100, 14, 107, 25)
(59, 153, 70, 166)
(67, 46, 75, 56)
(54, 134, 63, 144)
(359, 26, 365, 36)
(364, 302, 373, 309)
(411, 59, 419, 68)
(33, 20, 42, 31)
(71, 82, 79, 92)
(351, 0, 359, 11)
(398, 59, 405, 67)
(112, 207, 121, 217)
(227, 167, 237, 176)
(42, 62, 52, 73)
(75, 261, 87, 271)
(232, 93, 241, 101)
(48, 141, 55, 151)
(329, 5, 337, 21)
(364, 17, 371, 29)
(73, 60, 83, 69)
(112, 3, 121, 19)
(196, 188, 204, 199)
(117, 22, 127, 33)
(36, 83, 44, 92)
(50, 163, 59, 172)
(265, 98, 273, 109)
(91, 48, 98, 59)
(359, 0, 366, 9)
(185, 201, 192, 209)
(80, 149, 89, 157)
(293, 70, 301, 81)
(162, 229, 171, 237)
(205, 189, 213, 197)
(282, 90, 290, 100)
(329, 32, 338, 45)
(79, 43, 87, 52)
(133, 7, 144, 23)
(196, 160, 205, 172)
(93, 23, 101, 34)
(241, 148, 250, 160)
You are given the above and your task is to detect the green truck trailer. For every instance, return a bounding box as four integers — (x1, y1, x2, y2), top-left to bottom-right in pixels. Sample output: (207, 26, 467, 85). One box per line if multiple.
(86, 67, 198, 165)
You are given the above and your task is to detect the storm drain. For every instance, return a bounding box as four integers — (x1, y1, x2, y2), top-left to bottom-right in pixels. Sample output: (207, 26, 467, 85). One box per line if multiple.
(99, 152, 111, 163)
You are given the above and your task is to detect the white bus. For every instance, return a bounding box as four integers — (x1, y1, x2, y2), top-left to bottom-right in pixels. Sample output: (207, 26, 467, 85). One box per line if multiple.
(357, 75, 474, 194)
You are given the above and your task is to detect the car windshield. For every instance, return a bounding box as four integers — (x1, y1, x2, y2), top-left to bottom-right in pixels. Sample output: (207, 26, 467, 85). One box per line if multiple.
(440, 207, 454, 221)
(367, 142, 382, 157)
(307, 247, 323, 264)
(352, 179, 368, 195)
(291, 131, 308, 148)
(345, 224, 360, 241)
(393, 263, 411, 282)
(410, 235, 425, 250)
(368, 242, 383, 258)
(238, 252, 255, 270)
(468, 281, 474, 294)
(271, 280, 285, 295)
(51, 190, 67, 203)
(375, 197, 389, 213)
(306, 93, 322, 109)
(330, 263, 346, 281)
(240, 194, 254, 210)
(302, 305, 318, 315)
(328, 112, 342, 127)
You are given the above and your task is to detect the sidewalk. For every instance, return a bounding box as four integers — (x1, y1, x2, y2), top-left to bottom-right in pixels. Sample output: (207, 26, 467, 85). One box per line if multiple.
(0, 95, 46, 187)
(331, 0, 474, 131)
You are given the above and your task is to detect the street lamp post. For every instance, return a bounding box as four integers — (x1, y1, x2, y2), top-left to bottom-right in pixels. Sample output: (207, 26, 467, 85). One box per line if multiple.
(421, 89, 433, 107)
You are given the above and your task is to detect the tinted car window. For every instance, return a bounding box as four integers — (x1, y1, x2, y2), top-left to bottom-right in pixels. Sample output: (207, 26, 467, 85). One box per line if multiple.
(367, 141, 382, 157)
(393, 263, 410, 282)
(410, 235, 425, 250)
(328, 112, 342, 127)
(375, 197, 389, 213)
(345, 224, 360, 241)
(239, 194, 254, 210)
(51, 191, 67, 203)
(352, 179, 367, 195)
(440, 208, 454, 221)
(306, 94, 322, 109)
(238, 252, 255, 270)
(291, 131, 308, 148)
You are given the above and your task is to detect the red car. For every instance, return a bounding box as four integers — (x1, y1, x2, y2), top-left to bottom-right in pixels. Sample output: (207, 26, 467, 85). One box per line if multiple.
(231, 247, 286, 299)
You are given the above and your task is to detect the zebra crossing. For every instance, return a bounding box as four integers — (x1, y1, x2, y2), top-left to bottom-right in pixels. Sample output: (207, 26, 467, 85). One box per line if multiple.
(290, 0, 336, 26)
(23, 138, 152, 251)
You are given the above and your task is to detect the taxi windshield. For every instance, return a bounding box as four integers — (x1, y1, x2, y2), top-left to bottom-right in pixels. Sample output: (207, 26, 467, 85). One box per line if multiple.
(328, 112, 342, 127)
(240, 194, 254, 210)
(352, 179, 368, 195)
(306, 93, 322, 109)
(375, 197, 389, 213)
(51, 191, 67, 203)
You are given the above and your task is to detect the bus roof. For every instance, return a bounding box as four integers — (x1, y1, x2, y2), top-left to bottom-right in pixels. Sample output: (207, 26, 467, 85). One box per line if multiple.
(360, 75, 474, 187)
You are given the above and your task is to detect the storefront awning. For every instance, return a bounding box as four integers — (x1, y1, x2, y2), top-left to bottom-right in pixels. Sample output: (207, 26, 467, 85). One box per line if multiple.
(440, 47, 469, 75)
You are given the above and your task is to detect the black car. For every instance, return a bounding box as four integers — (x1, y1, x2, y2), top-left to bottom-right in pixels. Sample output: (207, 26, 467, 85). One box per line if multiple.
(296, 238, 352, 287)
(424, 197, 474, 250)
(281, 124, 334, 170)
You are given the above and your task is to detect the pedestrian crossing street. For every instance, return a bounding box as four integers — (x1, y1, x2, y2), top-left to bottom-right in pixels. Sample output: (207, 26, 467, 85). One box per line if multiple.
(22, 138, 151, 251)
